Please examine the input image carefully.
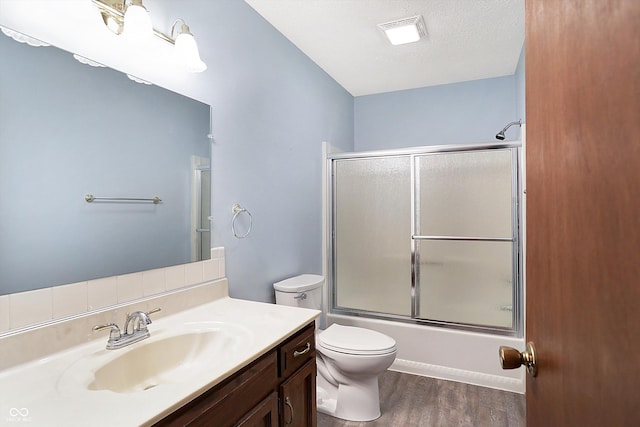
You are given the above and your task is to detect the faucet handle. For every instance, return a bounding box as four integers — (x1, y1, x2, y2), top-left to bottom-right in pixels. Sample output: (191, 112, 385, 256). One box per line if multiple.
(143, 308, 161, 325)
(92, 323, 122, 341)
(132, 308, 161, 332)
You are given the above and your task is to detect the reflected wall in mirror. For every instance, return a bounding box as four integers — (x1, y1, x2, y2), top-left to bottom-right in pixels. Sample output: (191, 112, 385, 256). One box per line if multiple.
(0, 29, 211, 296)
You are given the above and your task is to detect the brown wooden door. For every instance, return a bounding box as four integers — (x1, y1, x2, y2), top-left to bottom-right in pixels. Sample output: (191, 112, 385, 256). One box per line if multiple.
(525, 0, 640, 425)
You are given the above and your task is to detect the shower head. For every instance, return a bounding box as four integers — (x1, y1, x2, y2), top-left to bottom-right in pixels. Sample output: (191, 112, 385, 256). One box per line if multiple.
(495, 120, 522, 141)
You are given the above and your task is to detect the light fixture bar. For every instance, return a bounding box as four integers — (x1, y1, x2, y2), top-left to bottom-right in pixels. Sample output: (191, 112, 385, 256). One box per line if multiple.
(378, 15, 427, 46)
(90, 0, 206, 72)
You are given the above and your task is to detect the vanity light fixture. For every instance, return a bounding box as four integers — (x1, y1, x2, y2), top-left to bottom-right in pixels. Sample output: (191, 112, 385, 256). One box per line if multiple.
(73, 54, 107, 68)
(122, 0, 153, 40)
(91, 0, 207, 72)
(378, 15, 427, 46)
(0, 26, 50, 47)
(171, 19, 207, 73)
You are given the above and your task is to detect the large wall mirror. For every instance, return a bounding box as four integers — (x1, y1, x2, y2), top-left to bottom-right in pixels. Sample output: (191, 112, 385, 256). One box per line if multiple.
(0, 28, 211, 296)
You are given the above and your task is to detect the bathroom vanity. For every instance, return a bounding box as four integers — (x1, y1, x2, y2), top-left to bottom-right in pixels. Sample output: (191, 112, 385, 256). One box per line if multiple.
(155, 322, 316, 426)
(0, 279, 319, 426)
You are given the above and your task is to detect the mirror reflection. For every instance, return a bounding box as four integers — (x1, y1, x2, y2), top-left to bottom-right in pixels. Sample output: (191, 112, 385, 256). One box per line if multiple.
(0, 29, 211, 296)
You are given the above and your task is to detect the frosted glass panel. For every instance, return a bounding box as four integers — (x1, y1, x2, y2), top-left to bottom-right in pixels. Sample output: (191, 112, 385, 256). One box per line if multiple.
(334, 157, 411, 316)
(199, 169, 211, 261)
(418, 240, 513, 328)
(417, 150, 513, 238)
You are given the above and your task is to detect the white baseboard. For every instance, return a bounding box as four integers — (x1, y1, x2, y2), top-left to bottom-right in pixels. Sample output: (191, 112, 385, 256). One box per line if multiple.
(390, 358, 524, 394)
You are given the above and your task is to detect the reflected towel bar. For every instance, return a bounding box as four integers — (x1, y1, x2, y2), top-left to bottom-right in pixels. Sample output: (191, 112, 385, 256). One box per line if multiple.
(85, 194, 162, 204)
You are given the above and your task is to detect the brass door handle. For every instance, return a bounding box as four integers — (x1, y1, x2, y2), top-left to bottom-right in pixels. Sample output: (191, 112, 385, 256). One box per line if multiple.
(499, 342, 537, 377)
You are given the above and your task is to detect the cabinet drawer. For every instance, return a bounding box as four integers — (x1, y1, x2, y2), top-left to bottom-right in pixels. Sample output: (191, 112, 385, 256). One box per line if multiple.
(279, 323, 315, 379)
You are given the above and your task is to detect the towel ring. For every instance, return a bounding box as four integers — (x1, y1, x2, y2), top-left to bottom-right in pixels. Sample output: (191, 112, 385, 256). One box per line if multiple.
(232, 204, 252, 239)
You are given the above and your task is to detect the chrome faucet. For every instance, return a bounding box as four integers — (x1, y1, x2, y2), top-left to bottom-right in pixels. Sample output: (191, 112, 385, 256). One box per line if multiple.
(93, 308, 161, 350)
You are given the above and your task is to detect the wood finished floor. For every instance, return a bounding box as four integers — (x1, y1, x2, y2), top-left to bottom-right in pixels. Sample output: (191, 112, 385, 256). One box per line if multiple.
(317, 370, 525, 427)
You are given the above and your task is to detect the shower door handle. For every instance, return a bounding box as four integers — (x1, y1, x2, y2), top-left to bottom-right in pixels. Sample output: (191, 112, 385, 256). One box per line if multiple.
(499, 342, 537, 377)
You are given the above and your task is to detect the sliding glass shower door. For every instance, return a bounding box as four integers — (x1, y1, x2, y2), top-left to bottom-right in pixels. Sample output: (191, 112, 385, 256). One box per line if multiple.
(413, 150, 516, 328)
(330, 144, 521, 335)
(333, 156, 412, 316)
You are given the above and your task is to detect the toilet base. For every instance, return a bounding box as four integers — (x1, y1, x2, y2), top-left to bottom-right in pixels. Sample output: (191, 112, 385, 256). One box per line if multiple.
(316, 385, 338, 415)
(316, 378, 381, 421)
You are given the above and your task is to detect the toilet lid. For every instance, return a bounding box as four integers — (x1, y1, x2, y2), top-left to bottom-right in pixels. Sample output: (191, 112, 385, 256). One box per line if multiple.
(317, 324, 396, 355)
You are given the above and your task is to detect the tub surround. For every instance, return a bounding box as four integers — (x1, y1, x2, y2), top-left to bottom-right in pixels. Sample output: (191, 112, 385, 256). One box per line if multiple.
(0, 278, 320, 426)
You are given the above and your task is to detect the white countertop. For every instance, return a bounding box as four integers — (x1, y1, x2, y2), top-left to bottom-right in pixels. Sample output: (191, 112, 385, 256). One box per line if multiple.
(0, 296, 319, 426)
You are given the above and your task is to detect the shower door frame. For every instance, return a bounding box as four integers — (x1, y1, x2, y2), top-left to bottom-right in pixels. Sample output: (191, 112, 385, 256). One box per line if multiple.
(328, 142, 523, 337)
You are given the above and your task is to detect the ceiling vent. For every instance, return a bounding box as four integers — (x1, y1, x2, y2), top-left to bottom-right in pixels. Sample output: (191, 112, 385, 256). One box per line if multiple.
(378, 15, 427, 46)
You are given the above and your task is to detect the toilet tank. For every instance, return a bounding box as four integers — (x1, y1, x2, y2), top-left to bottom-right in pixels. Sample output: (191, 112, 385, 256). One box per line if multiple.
(273, 274, 323, 310)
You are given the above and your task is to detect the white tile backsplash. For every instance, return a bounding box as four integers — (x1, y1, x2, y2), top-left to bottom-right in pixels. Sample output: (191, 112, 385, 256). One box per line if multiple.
(202, 259, 220, 281)
(52, 282, 88, 318)
(1, 251, 226, 334)
(219, 257, 226, 277)
(185, 261, 204, 285)
(116, 273, 144, 303)
(211, 247, 225, 259)
(87, 277, 118, 310)
(142, 268, 166, 296)
(0, 295, 10, 333)
(0, 279, 230, 371)
(165, 264, 186, 291)
(9, 288, 53, 329)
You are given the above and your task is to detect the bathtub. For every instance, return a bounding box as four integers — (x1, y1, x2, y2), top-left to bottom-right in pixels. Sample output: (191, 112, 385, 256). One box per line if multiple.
(326, 313, 525, 394)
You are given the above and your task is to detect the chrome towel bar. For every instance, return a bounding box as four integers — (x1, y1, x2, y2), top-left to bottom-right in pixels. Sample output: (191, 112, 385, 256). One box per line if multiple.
(85, 194, 162, 204)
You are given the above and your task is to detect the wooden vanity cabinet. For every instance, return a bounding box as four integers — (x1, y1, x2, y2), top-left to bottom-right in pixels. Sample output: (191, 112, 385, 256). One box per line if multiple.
(278, 324, 317, 427)
(154, 322, 316, 427)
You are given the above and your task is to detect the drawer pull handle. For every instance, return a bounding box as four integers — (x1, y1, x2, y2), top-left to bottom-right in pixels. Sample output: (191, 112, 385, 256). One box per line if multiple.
(285, 397, 294, 425)
(293, 342, 311, 358)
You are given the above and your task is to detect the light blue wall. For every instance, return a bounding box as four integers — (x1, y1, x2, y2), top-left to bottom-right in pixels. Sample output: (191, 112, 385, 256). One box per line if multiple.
(354, 75, 519, 151)
(199, 2, 355, 302)
(0, 34, 210, 294)
(515, 44, 526, 130)
(2, 1, 525, 304)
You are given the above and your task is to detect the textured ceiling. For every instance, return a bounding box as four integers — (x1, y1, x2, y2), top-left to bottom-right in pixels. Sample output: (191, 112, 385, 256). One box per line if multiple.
(244, 0, 524, 96)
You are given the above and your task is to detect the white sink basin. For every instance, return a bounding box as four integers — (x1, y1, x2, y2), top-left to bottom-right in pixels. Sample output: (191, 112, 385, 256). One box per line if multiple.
(58, 321, 253, 394)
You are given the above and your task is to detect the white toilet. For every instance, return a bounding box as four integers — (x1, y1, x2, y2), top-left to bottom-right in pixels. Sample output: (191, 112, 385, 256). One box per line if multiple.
(273, 274, 397, 422)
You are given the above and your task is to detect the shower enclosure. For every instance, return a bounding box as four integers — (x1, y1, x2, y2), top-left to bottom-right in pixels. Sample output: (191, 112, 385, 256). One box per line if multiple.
(192, 157, 211, 262)
(329, 143, 522, 335)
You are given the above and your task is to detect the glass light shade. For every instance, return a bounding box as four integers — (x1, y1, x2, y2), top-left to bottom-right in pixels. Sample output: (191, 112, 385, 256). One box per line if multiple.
(1, 26, 49, 47)
(384, 25, 421, 45)
(123, 4, 153, 39)
(175, 32, 207, 72)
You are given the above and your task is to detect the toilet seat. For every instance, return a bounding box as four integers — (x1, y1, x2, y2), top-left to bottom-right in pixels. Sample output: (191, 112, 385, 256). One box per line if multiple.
(317, 324, 397, 356)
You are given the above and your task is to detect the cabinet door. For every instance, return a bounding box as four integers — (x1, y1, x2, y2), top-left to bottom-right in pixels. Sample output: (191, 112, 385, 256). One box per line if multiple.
(279, 359, 317, 427)
(236, 392, 279, 427)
